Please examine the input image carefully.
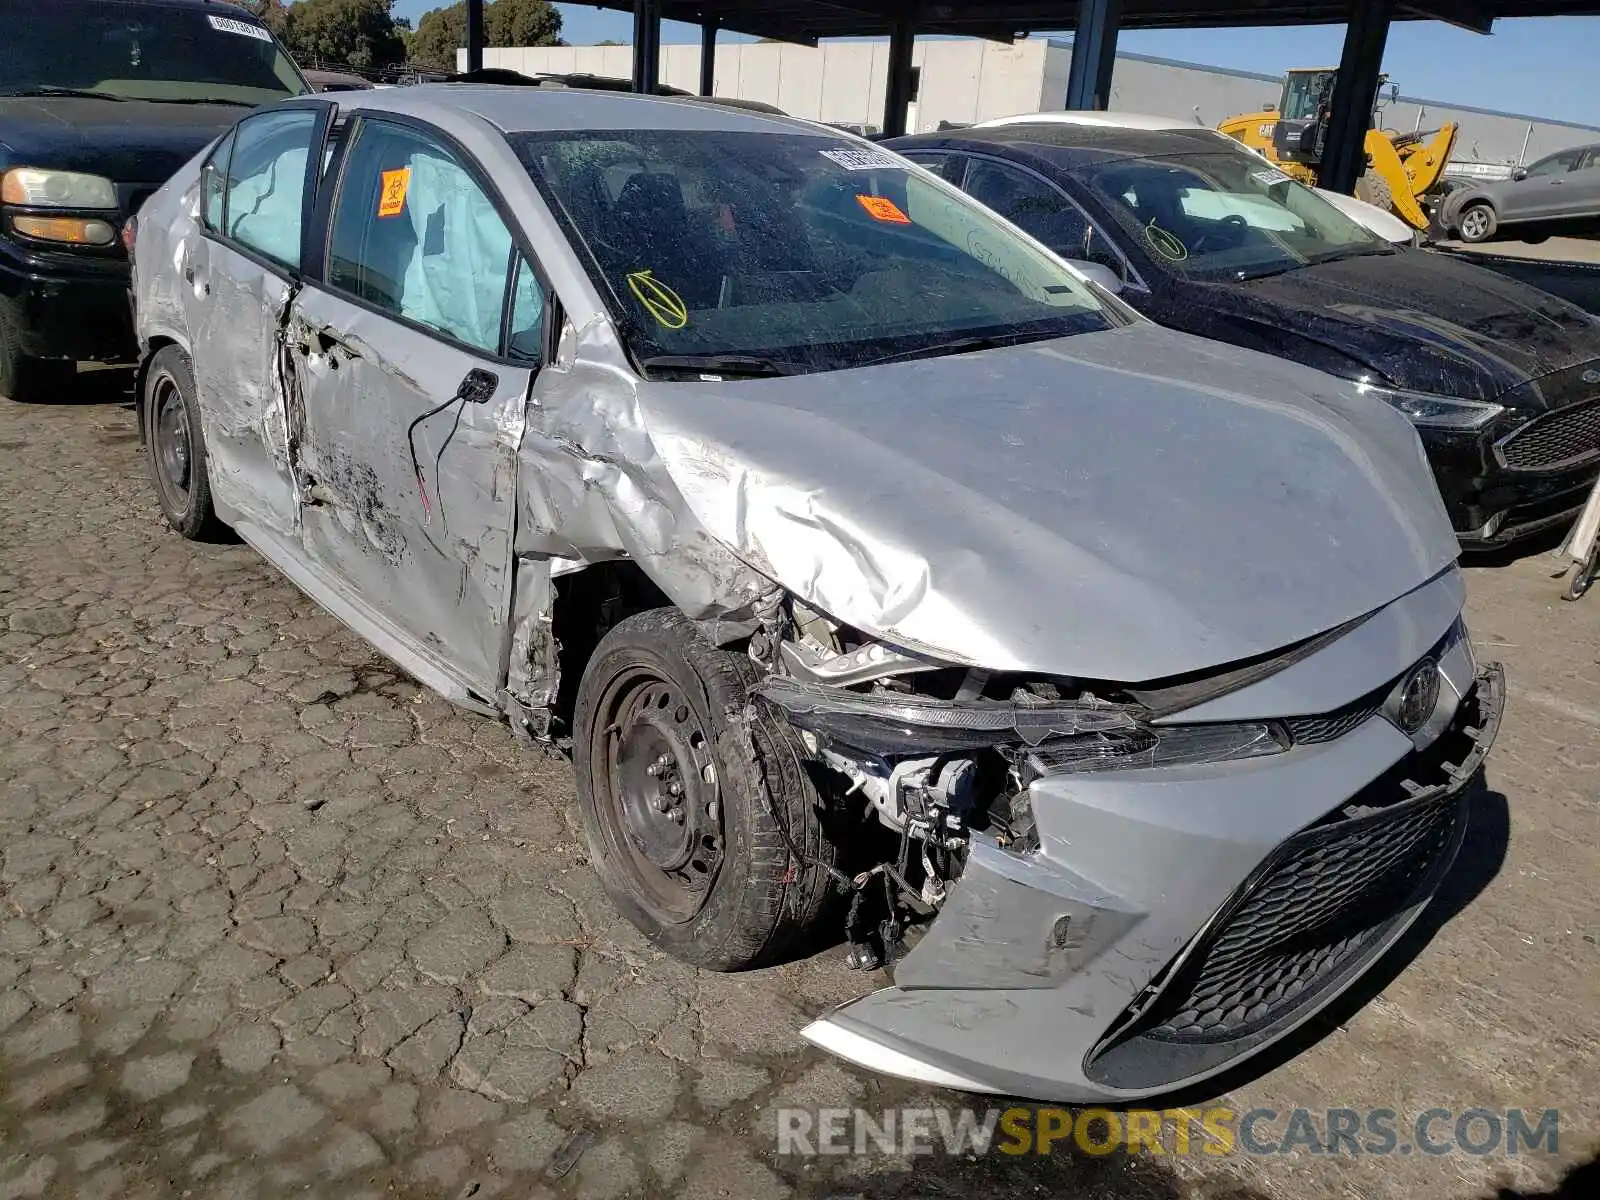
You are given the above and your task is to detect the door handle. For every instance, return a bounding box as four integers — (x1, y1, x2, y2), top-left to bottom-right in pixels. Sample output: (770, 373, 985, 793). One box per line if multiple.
(455, 368, 499, 404)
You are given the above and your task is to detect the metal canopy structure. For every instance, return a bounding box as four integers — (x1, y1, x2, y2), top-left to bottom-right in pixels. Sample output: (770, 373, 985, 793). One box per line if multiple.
(461, 1, 1600, 188)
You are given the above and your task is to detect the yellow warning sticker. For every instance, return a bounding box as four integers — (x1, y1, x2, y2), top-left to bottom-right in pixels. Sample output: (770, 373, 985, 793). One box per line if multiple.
(378, 168, 411, 218)
(857, 194, 912, 225)
(626, 269, 689, 330)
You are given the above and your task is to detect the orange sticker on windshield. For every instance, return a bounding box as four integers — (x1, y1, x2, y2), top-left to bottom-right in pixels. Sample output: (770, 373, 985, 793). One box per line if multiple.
(377, 168, 411, 218)
(857, 195, 911, 224)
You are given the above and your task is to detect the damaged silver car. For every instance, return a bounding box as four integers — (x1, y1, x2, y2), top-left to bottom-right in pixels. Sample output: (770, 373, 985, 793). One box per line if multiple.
(130, 87, 1503, 1102)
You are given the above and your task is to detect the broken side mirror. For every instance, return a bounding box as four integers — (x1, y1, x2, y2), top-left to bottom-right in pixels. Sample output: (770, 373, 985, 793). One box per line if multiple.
(1066, 260, 1124, 295)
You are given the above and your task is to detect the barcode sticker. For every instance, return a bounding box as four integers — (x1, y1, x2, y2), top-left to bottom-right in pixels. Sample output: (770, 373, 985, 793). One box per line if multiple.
(208, 15, 273, 42)
(820, 147, 906, 172)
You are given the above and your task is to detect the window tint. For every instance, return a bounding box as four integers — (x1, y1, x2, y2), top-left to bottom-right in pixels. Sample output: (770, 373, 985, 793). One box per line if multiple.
(963, 158, 1092, 258)
(199, 130, 236, 233)
(224, 109, 318, 270)
(328, 120, 517, 354)
(900, 151, 955, 181)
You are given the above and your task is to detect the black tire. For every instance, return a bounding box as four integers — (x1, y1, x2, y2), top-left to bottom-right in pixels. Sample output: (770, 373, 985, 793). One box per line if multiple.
(1354, 169, 1394, 216)
(142, 345, 219, 539)
(1457, 202, 1498, 244)
(574, 607, 837, 970)
(0, 305, 74, 403)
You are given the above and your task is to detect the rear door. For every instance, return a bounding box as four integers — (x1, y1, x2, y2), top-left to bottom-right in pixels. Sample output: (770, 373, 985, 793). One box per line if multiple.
(184, 101, 333, 538)
(1556, 147, 1600, 220)
(285, 113, 549, 705)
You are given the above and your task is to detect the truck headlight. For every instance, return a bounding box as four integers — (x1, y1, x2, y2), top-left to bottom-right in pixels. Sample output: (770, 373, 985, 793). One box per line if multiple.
(1, 168, 118, 209)
(1355, 380, 1505, 430)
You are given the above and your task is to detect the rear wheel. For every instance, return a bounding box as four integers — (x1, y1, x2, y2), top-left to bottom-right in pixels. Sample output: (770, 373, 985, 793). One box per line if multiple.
(142, 345, 219, 539)
(573, 608, 837, 970)
(1457, 203, 1498, 244)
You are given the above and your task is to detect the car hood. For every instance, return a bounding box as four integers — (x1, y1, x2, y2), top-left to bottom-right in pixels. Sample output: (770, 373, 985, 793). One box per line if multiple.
(0, 96, 241, 183)
(635, 323, 1458, 682)
(1199, 249, 1600, 406)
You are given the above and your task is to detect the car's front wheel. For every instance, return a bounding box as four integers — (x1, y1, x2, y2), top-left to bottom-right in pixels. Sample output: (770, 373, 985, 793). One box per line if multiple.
(573, 607, 838, 970)
(1457, 203, 1498, 243)
(142, 345, 219, 539)
(0, 305, 74, 403)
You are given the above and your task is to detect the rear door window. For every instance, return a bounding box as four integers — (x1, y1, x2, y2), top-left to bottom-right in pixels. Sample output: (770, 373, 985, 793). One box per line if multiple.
(326, 119, 524, 355)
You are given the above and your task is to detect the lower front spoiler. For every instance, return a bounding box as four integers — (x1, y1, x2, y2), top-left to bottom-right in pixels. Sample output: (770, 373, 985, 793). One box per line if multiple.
(803, 665, 1504, 1102)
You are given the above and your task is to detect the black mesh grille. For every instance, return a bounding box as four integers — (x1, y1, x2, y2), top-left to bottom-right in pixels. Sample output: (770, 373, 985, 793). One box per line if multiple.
(1285, 692, 1384, 745)
(1499, 399, 1600, 471)
(1129, 791, 1465, 1044)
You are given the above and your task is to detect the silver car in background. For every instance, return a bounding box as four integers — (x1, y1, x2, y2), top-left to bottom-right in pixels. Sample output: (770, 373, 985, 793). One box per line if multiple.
(1442, 141, 1600, 243)
(129, 87, 1502, 1102)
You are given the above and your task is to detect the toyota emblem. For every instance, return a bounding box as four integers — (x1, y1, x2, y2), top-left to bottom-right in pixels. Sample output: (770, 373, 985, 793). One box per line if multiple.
(1584, 368, 1600, 385)
(1395, 660, 1441, 734)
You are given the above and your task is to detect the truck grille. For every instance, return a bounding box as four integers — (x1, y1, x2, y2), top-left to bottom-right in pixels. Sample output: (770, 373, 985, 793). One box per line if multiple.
(1134, 790, 1463, 1043)
(1498, 398, 1600, 471)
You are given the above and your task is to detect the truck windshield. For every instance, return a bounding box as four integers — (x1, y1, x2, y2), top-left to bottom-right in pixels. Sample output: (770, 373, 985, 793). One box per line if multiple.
(1078, 150, 1392, 281)
(512, 130, 1116, 375)
(0, 1, 307, 107)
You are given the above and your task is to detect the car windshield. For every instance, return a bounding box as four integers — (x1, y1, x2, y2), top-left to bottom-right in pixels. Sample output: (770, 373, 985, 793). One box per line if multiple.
(0, 0, 307, 107)
(511, 130, 1117, 375)
(1077, 150, 1392, 281)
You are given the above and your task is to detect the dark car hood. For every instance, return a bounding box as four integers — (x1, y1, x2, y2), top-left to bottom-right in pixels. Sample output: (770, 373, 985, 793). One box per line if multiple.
(0, 96, 240, 184)
(1191, 249, 1600, 407)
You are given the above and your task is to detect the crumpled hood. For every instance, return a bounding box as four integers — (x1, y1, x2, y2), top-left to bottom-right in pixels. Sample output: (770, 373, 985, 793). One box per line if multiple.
(0, 97, 238, 183)
(635, 323, 1459, 682)
(1200, 250, 1600, 406)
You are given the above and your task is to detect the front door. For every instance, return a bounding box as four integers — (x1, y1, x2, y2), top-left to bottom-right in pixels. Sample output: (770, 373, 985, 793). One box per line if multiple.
(183, 102, 332, 539)
(286, 114, 548, 704)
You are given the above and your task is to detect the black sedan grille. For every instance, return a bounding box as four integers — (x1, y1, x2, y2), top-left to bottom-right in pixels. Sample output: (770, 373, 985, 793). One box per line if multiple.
(1499, 398, 1600, 471)
(1284, 690, 1384, 745)
(1133, 790, 1463, 1044)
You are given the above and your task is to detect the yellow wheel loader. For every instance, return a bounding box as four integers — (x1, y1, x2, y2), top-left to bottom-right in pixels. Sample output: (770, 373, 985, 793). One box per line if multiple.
(1219, 68, 1456, 231)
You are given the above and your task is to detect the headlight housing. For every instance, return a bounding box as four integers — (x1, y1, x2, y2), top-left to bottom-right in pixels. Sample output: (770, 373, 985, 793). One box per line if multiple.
(1354, 380, 1505, 431)
(1, 168, 118, 209)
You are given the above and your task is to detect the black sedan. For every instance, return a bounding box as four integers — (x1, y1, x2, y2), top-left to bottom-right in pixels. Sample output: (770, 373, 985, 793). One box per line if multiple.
(889, 124, 1600, 546)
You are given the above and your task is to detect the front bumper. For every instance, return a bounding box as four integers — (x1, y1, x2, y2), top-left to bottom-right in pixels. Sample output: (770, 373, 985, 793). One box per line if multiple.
(803, 663, 1503, 1102)
(0, 236, 135, 364)
(1420, 421, 1600, 547)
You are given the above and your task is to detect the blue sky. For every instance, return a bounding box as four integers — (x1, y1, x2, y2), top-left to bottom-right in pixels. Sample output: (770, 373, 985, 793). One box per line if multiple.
(389, 4, 1600, 125)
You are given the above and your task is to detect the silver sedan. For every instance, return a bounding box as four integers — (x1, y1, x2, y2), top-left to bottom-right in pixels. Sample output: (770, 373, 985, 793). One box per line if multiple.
(129, 85, 1501, 1102)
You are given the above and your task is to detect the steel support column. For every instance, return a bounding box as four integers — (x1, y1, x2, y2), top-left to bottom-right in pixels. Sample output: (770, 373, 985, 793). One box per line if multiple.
(700, 20, 718, 96)
(1065, 0, 1122, 111)
(632, 0, 662, 94)
(1318, 0, 1396, 193)
(465, 0, 484, 73)
(883, 12, 917, 138)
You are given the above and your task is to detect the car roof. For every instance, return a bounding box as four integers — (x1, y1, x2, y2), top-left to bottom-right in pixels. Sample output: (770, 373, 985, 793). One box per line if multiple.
(46, 0, 260, 10)
(894, 122, 1234, 170)
(333, 84, 823, 138)
(978, 111, 1196, 132)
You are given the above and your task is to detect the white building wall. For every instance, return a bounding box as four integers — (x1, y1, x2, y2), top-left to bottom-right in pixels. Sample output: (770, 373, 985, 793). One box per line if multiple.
(472, 40, 1600, 162)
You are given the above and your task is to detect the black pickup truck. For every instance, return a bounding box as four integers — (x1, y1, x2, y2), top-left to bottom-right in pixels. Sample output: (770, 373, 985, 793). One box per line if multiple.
(0, 0, 307, 399)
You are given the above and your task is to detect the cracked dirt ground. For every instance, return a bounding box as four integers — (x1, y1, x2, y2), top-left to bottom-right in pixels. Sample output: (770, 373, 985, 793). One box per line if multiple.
(1, 388, 1597, 1200)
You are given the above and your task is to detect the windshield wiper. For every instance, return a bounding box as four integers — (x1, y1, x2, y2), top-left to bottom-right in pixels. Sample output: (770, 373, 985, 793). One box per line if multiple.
(0, 86, 126, 102)
(138, 96, 258, 108)
(638, 354, 795, 378)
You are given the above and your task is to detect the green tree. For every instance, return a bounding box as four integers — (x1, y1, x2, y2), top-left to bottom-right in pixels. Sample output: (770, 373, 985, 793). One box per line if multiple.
(410, 0, 563, 69)
(282, 0, 407, 71)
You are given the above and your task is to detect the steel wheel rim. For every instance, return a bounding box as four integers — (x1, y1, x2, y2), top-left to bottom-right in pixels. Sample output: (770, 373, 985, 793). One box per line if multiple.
(151, 372, 192, 510)
(593, 664, 724, 925)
